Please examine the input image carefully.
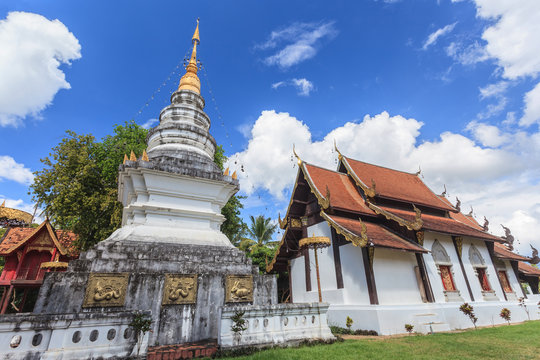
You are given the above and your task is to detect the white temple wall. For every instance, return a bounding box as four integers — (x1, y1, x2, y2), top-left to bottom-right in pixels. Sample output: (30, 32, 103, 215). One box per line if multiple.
(290, 256, 307, 303)
(460, 238, 503, 302)
(373, 248, 423, 305)
(339, 243, 371, 305)
(423, 233, 471, 303)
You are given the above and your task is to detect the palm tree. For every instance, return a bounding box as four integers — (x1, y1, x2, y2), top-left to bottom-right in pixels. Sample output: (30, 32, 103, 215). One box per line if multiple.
(239, 215, 277, 252)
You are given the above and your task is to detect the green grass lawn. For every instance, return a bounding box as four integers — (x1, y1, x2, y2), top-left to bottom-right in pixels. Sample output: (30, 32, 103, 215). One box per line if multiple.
(220, 321, 540, 360)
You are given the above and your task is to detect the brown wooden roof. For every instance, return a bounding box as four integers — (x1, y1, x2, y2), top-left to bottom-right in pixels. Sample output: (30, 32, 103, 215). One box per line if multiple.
(518, 261, 540, 276)
(325, 214, 427, 253)
(493, 243, 529, 262)
(304, 163, 375, 215)
(343, 157, 455, 211)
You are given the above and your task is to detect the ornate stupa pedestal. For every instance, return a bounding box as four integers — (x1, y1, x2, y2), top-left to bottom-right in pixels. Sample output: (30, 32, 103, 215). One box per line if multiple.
(32, 20, 277, 347)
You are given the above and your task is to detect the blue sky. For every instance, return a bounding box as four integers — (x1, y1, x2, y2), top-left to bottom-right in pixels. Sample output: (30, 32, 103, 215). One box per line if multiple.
(1, 1, 540, 253)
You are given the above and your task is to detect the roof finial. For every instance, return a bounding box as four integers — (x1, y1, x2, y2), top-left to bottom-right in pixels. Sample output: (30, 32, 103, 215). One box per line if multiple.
(292, 144, 302, 165)
(334, 139, 343, 160)
(178, 18, 201, 94)
(415, 165, 421, 176)
(441, 184, 447, 197)
(1, 200, 5, 207)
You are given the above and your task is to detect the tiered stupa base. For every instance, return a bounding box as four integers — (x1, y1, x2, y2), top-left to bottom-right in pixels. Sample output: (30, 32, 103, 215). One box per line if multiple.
(33, 239, 277, 346)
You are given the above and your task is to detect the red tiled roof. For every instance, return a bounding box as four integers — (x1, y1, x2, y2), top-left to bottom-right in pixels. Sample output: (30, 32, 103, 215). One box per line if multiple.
(518, 261, 540, 276)
(378, 206, 503, 242)
(0, 221, 78, 256)
(0, 227, 35, 254)
(494, 243, 529, 262)
(343, 157, 455, 211)
(326, 214, 427, 253)
(55, 230, 79, 257)
(304, 163, 375, 215)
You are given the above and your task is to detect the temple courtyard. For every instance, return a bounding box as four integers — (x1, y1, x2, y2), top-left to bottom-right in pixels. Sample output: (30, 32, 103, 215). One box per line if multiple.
(220, 321, 540, 360)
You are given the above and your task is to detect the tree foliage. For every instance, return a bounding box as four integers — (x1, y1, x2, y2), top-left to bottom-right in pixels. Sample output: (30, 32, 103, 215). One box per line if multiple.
(30, 121, 148, 250)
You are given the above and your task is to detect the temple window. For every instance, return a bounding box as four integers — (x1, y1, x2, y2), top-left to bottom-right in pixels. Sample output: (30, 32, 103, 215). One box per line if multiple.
(468, 245, 498, 301)
(492, 257, 517, 301)
(431, 240, 462, 302)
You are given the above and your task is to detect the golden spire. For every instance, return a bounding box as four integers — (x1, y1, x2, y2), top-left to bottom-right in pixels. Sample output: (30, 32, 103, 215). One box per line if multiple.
(123, 154, 128, 164)
(141, 149, 149, 162)
(178, 18, 201, 94)
(1, 200, 5, 207)
(130, 151, 137, 161)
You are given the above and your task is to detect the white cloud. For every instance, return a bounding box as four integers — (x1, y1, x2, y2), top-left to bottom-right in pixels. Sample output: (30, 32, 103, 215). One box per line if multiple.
(141, 118, 158, 129)
(520, 82, 540, 127)
(466, 121, 509, 147)
(474, 0, 540, 80)
(423, 22, 457, 50)
(0, 11, 81, 127)
(0, 156, 34, 184)
(227, 110, 540, 254)
(479, 81, 509, 99)
(445, 41, 489, 66)
(271, 78, 315, 96)
(258, 21, 337, 69)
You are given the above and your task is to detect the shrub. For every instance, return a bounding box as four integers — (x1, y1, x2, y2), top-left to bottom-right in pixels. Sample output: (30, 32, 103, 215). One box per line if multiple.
(231, 311, 248, 335)
(459, 303, 478, 329)
(405, 324, 414, 334)
(346, 316, 353, 330)
(500, 308, 511, 325)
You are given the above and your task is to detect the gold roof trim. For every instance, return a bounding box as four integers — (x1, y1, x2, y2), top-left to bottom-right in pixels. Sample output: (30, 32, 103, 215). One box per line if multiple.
(178, 19, 201, 94)
(266, 228, 289, 273)
(367, 201, 423, 231)
(0, 206, 33, 225)
(40, 261, 69, 269)
(278, 213, 287, 230)
(340, 156, 377, 198)
(320, 210, 368, 247)
(301, 162, 331, 210)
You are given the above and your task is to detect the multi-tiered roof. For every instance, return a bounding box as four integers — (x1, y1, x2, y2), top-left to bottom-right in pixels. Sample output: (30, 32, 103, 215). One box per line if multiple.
(268, 148, 514, 273)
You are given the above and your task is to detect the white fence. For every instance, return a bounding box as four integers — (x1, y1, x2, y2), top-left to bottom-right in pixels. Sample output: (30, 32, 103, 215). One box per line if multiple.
(0, 311, 149, 360)
(219, 303, 334, 348)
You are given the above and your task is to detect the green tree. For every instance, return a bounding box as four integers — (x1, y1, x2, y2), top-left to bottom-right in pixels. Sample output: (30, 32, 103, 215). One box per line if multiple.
(213, 145, 248, 242)
(30, 121, 148, 250)
(245, 215, 277, 249)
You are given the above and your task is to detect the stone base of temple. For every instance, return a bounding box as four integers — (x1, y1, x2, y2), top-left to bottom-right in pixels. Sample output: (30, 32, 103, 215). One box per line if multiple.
(33, 239, 277, 347)
(147, 340, 218, 360)
(327, 297, 540, 335)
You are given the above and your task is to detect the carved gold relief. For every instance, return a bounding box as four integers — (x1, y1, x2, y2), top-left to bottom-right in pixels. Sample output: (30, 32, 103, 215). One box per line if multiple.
(416, 231, 424, 246)
(454, 236, 463, 258)
(83, 273, 129, 308)
(162, 274, 198, 305)
(226, 275, 253, 303)
(290, 218, 302, 228)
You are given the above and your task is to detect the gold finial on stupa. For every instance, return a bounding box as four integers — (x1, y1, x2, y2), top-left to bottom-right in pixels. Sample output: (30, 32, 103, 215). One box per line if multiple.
(130, 151, 137, 161)
(232, 171, 237, 180)
(178, 18, 201, 94)
(1, 200, 5, 207)
(123, 154, 128, 164)
(224, 167, 230, 176)
(141, 149, 149, 162)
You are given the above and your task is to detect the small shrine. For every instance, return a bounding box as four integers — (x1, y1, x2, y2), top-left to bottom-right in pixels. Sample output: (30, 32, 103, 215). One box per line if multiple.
(0, 213, 77, 314)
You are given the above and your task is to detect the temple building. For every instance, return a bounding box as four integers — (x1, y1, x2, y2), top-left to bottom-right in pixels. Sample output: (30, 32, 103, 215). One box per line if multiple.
(0, 217, 77, 314)
(267, 148, 540, 334)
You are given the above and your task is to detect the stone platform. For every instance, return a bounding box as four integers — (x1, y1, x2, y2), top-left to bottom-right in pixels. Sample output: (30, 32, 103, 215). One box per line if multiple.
(33, 239, 277, 346)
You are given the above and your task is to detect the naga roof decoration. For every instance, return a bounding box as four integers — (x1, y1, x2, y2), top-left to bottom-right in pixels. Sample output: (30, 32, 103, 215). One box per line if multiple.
(320, 210, 368, 247)
(366, 201, 423, 231)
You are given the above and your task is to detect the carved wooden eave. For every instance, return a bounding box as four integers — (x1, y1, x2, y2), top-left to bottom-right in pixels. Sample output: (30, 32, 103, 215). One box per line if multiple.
(278, 213, 287, 230)
(339, 156, 377, 198)
(300, 162, 331, 210)
(367, 201, 423, 231)
(320, 210, 368, 247)
(266, 227, 290, 273)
